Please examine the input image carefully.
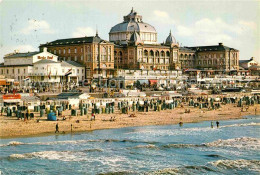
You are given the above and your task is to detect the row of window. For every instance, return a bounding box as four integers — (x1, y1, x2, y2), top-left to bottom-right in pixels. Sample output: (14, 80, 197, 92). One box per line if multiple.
(0, 68, 26, 74)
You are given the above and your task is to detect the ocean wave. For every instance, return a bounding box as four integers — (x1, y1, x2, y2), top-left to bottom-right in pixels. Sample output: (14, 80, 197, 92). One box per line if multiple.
(204, 137, 260, 150)
(209, 159, 260, 172)
(220, 122, 260, 128)
(0, 139, 156, 148)
(8, 149, 103, 161)
(144, 165, 216, 175)
(130, 144, 158, 149)
(145, 159, 260, 175)
(153, 137, 260, 150)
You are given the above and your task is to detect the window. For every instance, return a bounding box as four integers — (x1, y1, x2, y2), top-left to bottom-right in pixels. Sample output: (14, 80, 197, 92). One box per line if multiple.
(81, 55, 83, 61)
(74, 56, 77, 61)
(12, 69, 14, 74)
(1, 69, 3, 74)
(24, 69, 26, 73)
(75, 48, 77, 53)
(82, 69, 84, 73)
(68, 48, 71, 53)
(77, 69, 79, 74)
(59, 49, 61, 54)
(73, 69, 75, 73)
(63, 49, 66, 54)
(81, 48, 83, 52)
(7, 69, 9, 74)
(54, 50, 56, 54)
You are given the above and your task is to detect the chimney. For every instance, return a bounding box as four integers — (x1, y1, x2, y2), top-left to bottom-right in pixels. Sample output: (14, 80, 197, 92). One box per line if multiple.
(43, 47, 47, 52)
(219, 43, 223, 46)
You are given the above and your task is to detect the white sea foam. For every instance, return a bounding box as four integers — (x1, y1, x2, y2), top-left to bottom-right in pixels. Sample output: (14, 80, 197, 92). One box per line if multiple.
(146, 159, 260, 174)
(210, 159, 260, 172)
(204, 137, 260, 150)
(132, 144, 158, 149)
(9, 149, 103, 162)
(220, 122, 260, 128)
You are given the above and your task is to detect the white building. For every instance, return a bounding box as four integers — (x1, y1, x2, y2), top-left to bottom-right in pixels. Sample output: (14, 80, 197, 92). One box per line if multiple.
(239, 57, 258, 70)
(0, 48, 85, 85)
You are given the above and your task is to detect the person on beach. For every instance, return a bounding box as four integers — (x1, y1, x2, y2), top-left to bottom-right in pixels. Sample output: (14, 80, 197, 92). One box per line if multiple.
(216, 121, 219, 128)
(211, 121, 214, 128)
(55, 123, 59, 133)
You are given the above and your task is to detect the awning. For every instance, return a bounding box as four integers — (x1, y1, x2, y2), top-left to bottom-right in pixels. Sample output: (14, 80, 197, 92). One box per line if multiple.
(149, 79, 158, 85)
(137, 79, 149, 85)
(0, 80, 7, 86)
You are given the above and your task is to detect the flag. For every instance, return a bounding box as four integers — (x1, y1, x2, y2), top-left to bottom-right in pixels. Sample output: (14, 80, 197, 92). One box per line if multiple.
(65, 68, 72, 76)
(24, 76, 30, 81)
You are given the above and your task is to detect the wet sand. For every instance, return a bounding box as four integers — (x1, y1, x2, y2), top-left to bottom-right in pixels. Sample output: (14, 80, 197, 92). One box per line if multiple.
(1, 103, 259, 139)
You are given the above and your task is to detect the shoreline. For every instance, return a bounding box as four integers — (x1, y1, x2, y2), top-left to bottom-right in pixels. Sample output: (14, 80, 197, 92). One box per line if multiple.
(1, 103, 259, 139)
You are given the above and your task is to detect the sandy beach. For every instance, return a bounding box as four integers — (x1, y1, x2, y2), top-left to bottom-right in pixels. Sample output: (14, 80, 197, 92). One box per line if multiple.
(0, 103, 259, 139)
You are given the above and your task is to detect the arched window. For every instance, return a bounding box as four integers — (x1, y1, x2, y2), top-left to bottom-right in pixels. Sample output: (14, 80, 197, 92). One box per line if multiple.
(166, 51, 170, 57)
(160, 51, 165, 57)
(144, 50, 148, 56)
(149, 50, 154, 57)
(155, 51, 159, 57)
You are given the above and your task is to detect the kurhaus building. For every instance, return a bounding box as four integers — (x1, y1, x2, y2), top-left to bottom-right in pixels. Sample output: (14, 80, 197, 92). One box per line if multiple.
(40, 8, 239, 80)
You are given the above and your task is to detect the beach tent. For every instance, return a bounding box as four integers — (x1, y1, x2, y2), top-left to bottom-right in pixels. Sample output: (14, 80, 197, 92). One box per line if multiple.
(47, 112, 56, 121)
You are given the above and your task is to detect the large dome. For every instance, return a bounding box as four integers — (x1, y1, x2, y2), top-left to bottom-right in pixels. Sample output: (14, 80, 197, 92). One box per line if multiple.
(109, 8, 157, 45)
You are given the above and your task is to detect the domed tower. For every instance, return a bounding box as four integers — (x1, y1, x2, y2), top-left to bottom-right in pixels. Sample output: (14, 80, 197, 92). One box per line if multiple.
(109, 8, 157, 45)
(165, 30, 177, 47)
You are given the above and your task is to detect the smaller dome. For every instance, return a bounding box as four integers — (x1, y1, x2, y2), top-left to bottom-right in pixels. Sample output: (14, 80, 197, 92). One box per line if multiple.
(165, 30, 176, 45)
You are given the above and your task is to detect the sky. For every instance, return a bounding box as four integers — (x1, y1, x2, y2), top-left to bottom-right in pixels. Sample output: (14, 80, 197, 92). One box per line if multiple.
(0, 0, 259, 62)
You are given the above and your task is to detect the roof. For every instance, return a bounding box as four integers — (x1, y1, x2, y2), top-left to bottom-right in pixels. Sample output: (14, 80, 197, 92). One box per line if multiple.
(57, 92, 83, 99)
(4, 51, 40, 59)
(239, 58, 254, 64)
(187, 43, 238, 52)
(110, 21, 157, 34)
(34, 59, 58, 64)
(165, 30, 176, 45)
(40, 36, 109, 47)
(61, 61, 85, 67)
(0, 64, 33, 67)
(179, 47, 195, 53)
(110, 8, 156, 34)
(21, 96, 40, 102)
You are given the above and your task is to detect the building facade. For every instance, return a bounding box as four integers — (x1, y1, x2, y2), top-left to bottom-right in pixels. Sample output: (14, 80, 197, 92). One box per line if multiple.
(37, 8, 240, 81)
(40, 34, 114, 81)
(0, 48, 85, 84)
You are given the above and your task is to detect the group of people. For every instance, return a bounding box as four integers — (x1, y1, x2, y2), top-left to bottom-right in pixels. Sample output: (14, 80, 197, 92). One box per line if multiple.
(211, 121, 220, 128)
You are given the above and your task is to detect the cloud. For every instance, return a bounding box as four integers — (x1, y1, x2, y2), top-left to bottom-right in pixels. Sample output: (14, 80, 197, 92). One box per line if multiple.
(72, 27, 95, 37)
(21, 19, 55, 35)
(0, 45, 37, 62)
(152, 10, 175, 24)
(176, 18, 257, 45)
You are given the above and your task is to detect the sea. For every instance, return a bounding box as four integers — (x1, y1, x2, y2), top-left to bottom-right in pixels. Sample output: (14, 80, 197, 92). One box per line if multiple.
(0, 116, 259, 175)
